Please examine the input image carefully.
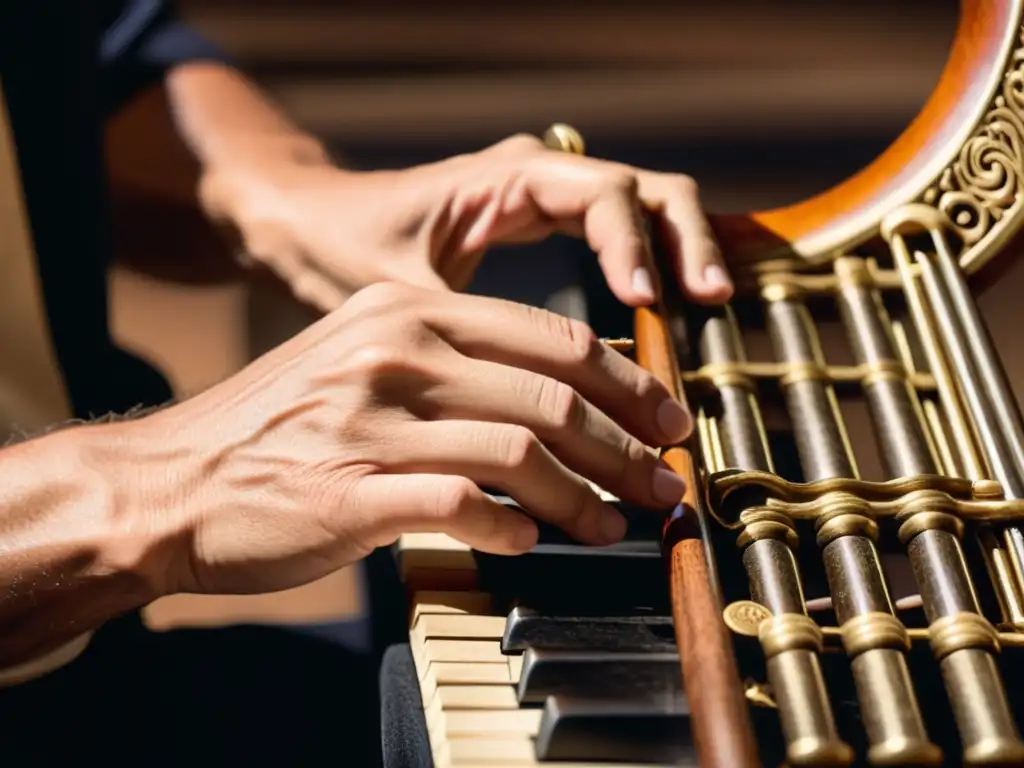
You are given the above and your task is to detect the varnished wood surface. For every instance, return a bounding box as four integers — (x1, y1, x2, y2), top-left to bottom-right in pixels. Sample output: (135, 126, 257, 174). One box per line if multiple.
(712, 0, 1018, 274)
(634, 303, 760, 767)
(669, 538, 760, 768)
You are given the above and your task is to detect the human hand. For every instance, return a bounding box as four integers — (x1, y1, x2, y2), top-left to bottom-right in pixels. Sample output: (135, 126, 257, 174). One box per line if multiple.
(203, 134, 733, 312)
(129, 283, 691, 597)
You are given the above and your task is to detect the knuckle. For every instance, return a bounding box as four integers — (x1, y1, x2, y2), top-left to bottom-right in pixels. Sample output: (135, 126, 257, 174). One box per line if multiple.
(432, 477, 479, 520)
(562, 317, 601, 365)
(343, 280, 423, 318)
(522, 305, 600, 365)
(342, 343, 410, 380)
(567, 480, 594, 530)
(340, 329, 424, 382)
(493, 133, 544, 154)
(623, 433, 652, 463)
(535, 377, 582, 433)
(675, 173, 699, 197)
(610, 432, 652, 488)
(499, 425, 543, 471)
(607, 170, 640, 198)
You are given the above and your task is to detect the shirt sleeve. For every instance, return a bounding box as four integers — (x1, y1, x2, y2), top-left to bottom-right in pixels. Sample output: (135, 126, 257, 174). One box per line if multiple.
(99, 0, 234, 114)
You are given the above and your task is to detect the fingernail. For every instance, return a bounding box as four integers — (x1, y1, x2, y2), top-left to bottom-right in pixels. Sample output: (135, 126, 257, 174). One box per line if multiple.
(703, 264, 732, 289)
(631, 267, 655, 300)
(656, 398, 690, 443)
(652, 466, 687, 505)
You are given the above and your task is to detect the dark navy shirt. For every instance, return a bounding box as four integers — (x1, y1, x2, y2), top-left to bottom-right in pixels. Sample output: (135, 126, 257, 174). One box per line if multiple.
(0, 1, 227, 418)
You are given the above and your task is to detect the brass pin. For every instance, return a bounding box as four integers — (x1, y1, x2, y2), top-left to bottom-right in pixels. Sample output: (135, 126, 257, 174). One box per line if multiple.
(600, 337, 635, 353)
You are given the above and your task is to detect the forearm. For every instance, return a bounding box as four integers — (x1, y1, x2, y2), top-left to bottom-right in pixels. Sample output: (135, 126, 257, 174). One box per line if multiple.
(165, 63, 334, 219)
(0, 424, 172, 669)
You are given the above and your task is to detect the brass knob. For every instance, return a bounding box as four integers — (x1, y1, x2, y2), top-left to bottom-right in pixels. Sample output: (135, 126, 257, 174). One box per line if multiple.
(542, 123, 586, 155)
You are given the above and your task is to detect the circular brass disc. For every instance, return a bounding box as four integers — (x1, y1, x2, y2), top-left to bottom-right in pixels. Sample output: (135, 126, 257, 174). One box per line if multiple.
(723, 600, 772, 637)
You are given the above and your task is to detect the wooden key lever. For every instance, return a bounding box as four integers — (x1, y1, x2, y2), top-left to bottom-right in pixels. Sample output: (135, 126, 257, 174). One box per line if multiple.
(543, 124, 761, 768)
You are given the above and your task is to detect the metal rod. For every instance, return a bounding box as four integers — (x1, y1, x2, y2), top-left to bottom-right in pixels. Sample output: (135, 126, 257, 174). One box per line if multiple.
(889, 233, 1024, 628)
(835, 250, 1024, 766)
(699, 305, 853, 767)
(930, 229, 1024, 484)
(762, 280, 940, 766)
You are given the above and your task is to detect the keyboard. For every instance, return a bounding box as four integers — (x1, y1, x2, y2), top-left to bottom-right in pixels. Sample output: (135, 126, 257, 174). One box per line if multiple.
(394, 492, 698, 768)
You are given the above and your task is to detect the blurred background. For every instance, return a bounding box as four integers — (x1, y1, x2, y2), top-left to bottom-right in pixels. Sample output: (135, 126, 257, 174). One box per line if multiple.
(105, 0, 962, 629)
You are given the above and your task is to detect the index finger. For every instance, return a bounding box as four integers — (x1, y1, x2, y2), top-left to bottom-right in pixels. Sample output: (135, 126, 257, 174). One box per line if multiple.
(638, 172, 733, 305)
(420, 292, 693, 446)
(506, 151, 660, 308)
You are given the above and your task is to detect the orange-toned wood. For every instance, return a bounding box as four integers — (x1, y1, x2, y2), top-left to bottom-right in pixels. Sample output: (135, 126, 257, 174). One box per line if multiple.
(668, 532, 760, 768)
(710, 0, 1015, 274)
(635, 304, 760, 768)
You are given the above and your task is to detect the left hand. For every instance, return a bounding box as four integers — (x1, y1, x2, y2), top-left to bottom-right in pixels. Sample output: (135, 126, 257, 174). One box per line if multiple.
(203, 133, 734, 312)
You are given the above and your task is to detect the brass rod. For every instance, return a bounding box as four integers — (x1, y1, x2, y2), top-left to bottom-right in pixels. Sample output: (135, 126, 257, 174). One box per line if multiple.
(890, 241, 986, 479)
(762, 284, 939, 766)
(836, 241, 1024, 767)
(700, 304, 853, 767)
(930, 226, 1024, 485)
(890, 234, 1024, 629)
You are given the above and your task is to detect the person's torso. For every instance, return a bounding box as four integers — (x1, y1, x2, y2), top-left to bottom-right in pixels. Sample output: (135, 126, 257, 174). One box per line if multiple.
(0, 2, 171, 428)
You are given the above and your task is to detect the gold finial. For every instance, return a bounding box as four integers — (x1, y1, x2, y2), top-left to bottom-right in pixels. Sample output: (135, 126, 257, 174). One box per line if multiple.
(543, 123, 586, 155)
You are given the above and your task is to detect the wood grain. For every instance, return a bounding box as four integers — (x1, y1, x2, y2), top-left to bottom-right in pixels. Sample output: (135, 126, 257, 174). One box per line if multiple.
(634, 303, 760, 768)
(670, 535, 760, 768)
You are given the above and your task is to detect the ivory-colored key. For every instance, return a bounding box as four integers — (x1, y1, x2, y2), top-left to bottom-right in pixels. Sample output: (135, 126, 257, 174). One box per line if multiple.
(424, 639, 508, 664)
(414, 613, 506, 640)
(437, 736, 536, 765)
(430, 662, 511, 685)
(436, 739, 661, 767)
(396, 533, 479, 591)
(434, 685, 519, 710)
(412, 590, 494, 622)
(442, 708, 544, 737)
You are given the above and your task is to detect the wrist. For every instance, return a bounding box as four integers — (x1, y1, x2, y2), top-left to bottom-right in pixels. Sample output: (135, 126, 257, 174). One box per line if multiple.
(198, 134, 335, 225)
(25, 422, 188, 603)
(81, 416, 204, 601)
(0, 421, 187, 668)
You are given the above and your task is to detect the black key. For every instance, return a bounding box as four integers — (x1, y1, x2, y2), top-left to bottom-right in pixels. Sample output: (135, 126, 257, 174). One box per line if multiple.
(476, 540, 668, 608)
(517, 648, 682, 704)
(485, 493, 664, 545)
(533, 503, 665, 546)
(502, 605, 676, 653)
(474, 495, 668, 606)
(534, 694, 694, 765)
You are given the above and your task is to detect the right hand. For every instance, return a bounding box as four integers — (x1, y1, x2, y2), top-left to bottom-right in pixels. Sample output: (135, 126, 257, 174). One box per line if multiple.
(131, 282, 692, 597)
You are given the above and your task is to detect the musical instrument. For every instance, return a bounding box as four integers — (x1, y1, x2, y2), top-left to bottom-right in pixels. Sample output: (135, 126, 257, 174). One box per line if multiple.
(390, 3, 1024, 767)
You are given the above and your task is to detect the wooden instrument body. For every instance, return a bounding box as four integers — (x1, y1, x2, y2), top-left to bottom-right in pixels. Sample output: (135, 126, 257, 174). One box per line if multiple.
(712, 0, 1024, 285)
